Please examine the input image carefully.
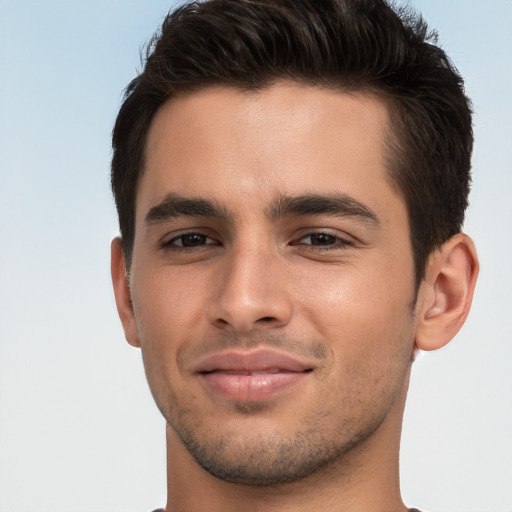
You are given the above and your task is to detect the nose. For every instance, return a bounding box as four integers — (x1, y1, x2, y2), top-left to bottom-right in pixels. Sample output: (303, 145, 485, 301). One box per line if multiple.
(207, 244, 293, 334)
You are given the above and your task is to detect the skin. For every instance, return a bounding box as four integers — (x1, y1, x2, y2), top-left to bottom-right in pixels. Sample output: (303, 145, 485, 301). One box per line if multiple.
(112, 82, 479, 511)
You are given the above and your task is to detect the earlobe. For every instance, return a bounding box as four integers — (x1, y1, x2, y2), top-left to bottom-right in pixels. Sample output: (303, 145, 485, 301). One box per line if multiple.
(111, 237, 141, 348)
(415, 233, 479, 352)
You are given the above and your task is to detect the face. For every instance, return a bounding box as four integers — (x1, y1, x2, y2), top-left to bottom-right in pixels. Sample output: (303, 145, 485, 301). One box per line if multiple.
(121, 83, 419, 484)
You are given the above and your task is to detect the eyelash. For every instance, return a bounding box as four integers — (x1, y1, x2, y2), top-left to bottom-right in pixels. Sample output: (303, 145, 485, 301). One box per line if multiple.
(292, 232, 354, 251)
(160, 230, 354, 253)
(160, 232, 218, 252)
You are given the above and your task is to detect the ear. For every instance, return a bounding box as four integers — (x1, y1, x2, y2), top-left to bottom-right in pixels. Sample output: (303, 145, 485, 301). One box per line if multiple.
(111, 237, 141, 348)
(415, 233, 479, 351)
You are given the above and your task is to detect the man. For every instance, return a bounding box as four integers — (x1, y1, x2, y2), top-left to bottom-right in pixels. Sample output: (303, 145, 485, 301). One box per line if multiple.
(110, 0, 479, 510)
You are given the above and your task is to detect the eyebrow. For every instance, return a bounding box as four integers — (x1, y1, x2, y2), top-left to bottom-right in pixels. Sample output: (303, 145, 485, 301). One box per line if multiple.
(145, 193, 228, 224)
(144, 192, 379, 226)
(268, 193, 380, 226)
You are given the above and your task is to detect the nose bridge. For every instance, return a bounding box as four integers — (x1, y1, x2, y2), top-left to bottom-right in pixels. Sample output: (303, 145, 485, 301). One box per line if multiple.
(207, 237, 292, 332)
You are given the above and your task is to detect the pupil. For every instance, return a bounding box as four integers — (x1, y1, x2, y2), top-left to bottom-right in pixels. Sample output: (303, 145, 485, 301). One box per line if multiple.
(312, 234, 335, 245)
(182, 234, 205, 247)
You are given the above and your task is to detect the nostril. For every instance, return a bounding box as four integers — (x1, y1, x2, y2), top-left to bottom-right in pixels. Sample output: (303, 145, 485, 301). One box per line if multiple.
(258, 316, 277, 323)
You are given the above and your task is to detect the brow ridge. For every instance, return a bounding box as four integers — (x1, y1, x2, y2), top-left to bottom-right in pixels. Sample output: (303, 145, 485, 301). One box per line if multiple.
(144, 192, 379, 226)
(268, 193, 380, 225)
(145, 193, 228, 224)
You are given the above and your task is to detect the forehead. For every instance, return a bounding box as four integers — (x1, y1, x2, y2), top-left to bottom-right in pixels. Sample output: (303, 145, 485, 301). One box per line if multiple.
(139, 82, 400, 220)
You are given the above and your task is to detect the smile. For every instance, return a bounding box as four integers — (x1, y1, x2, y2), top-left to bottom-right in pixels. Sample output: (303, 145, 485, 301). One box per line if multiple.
(194, 349, 315, 402)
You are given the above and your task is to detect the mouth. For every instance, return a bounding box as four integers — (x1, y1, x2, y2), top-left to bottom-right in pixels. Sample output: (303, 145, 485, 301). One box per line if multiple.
(194, 349, 315, 402)
(203, 368, 312, 375)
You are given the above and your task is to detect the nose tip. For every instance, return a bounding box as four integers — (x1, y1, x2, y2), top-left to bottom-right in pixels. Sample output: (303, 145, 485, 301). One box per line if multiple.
(207, 251, 293, 334)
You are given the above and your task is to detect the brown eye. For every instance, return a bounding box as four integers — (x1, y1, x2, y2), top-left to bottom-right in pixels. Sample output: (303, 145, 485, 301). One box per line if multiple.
(306, 233, 337, 246)
(168, 233, 214, 248)
(291, 231, 353, 251)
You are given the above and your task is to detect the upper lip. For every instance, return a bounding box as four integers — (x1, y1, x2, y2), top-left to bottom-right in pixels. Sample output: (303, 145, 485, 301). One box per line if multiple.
(193, 348, 315, 373)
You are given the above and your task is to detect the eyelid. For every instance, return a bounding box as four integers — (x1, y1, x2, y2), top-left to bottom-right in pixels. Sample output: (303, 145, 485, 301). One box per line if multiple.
(159, 228, 221, 249)
(171, 233, 214, 246)
(286, 228, 360, 256)
(292, 227, 356, 243)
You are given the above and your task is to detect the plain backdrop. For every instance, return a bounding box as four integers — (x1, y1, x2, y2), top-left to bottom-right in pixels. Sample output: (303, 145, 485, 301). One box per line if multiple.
(0, 1, 511, 511)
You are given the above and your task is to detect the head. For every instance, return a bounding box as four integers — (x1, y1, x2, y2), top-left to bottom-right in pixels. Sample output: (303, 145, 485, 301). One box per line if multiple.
(110, 0, 478, 490)
(111, 0, 473, 289)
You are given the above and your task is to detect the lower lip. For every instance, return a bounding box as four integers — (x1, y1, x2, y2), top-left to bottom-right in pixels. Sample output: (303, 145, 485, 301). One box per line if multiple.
(200, 371, 309, 401)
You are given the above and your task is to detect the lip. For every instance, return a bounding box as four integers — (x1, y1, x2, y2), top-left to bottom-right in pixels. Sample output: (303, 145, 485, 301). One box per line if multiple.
(194, 349, 314, 402)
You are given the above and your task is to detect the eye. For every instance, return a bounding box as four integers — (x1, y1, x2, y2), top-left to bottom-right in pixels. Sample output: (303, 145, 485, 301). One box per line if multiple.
(302, 233, 338, 246)
(291, 231, 354, 250)
(161, 232, 218, 251)
(171, 233, 212, 247)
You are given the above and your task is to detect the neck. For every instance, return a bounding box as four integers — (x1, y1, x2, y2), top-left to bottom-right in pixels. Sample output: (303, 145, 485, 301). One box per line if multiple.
(163, 370, 411, 512)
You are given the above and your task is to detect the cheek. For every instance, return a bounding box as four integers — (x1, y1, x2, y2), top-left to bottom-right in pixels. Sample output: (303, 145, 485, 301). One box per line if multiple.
(130, 267, 210, 364)
(292, 255, 416, 365)
(298, 262, 411, 322)
(297, 267, 414, 417)
(130, 269, 209, 414)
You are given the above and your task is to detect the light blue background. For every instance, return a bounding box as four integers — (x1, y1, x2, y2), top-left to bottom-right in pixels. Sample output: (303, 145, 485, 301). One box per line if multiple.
(1, 1, 511, 511)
